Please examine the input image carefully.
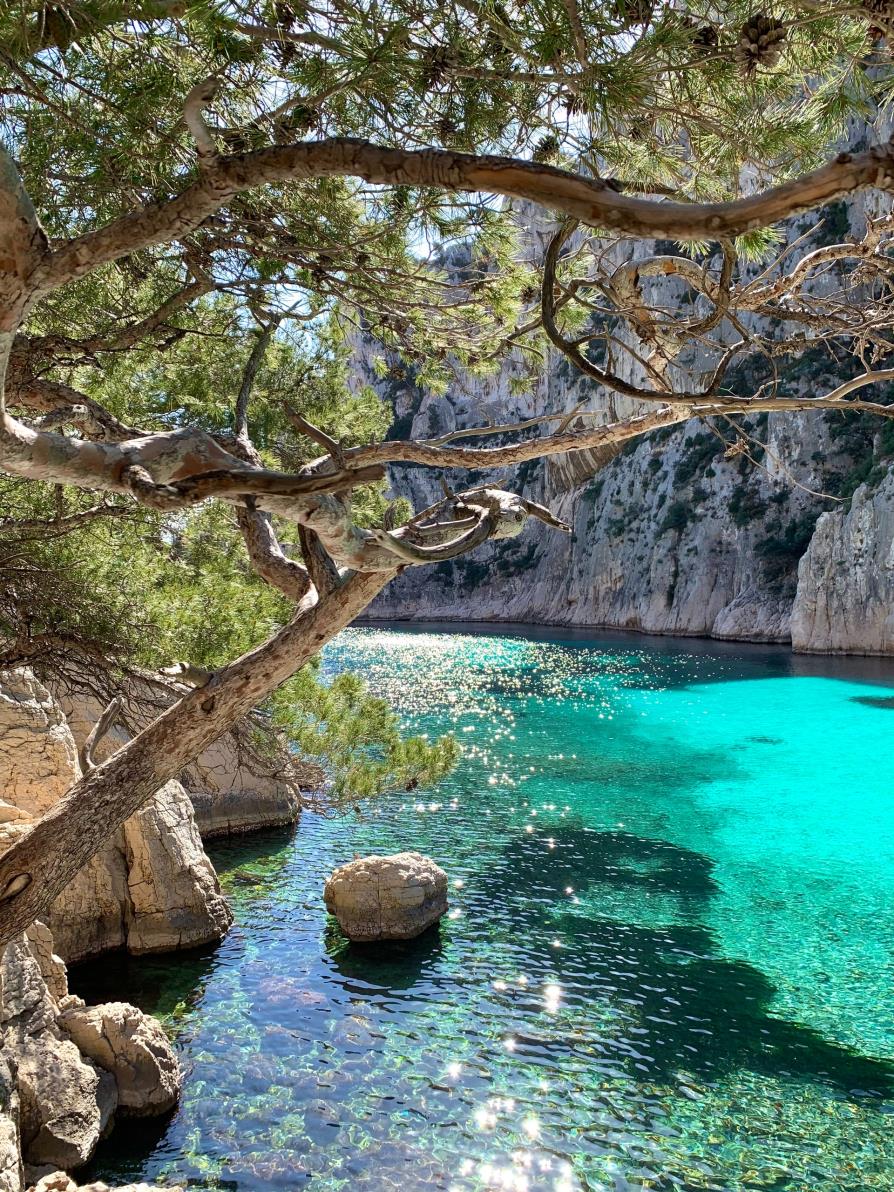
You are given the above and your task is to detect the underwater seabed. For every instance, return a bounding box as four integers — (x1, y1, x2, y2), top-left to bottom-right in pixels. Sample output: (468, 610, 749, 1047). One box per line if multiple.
(72, 627, 894, 1192)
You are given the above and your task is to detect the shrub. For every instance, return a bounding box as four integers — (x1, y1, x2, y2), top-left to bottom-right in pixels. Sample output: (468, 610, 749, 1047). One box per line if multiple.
(659, 500, 690, 535)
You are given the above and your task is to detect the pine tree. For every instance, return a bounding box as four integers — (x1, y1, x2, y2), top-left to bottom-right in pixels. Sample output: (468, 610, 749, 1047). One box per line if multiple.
(0, 0, 892, 943)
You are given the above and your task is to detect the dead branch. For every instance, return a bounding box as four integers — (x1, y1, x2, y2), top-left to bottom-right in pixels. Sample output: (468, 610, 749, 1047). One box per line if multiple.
(79, 696, 126, 774)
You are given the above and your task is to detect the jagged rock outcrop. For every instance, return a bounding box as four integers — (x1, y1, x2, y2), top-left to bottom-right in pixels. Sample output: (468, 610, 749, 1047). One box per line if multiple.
(0, 929, 115, 1173)
(0, 674, 79, 815)
(59, 1002, 179, 1118)
(181, 736, 304, 837)
(792, 471, 894, 653)
(0, 669, 232, 963)
(324, 852, 448, 941)
(0, 925, 180, 1189)
(0, 1053, 21, 1192)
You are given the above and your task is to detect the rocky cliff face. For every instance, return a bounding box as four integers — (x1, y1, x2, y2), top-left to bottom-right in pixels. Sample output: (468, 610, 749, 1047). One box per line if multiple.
(56, 685, 304, 842)
(363, 187, 894, 655)
(0, 669, 232, 963)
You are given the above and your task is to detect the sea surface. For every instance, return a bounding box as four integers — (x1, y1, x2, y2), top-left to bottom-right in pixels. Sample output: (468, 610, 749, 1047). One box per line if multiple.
(74, 625, 894, 1192)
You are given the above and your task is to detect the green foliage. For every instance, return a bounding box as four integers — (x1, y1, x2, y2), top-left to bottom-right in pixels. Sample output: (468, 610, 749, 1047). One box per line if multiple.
(674, 432, 725, 487)
(755, 514, 819, 593)
(812, 199, 852, 246)
(728, 483, 768, 527)
(270, 668, 459, 805)
(1, 0, 889, 814)
(0, 480, 454, 803)
(658, 500, 691, 535)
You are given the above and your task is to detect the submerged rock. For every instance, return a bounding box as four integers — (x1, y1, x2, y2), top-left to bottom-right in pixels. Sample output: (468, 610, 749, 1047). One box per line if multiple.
(324, 852, 448, 941)
(59, 1001, 180, 1117)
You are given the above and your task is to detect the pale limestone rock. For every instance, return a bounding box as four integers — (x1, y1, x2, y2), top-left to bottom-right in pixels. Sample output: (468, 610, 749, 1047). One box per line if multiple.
(361, 179, 893, 652)
(792, 472, 894, 655)
(0, 935, 115, 1173)
(0, 672, 78, 815)
(181, 736, 305, 838)
(22, 927, 66, 1005)
(186, 783, 301, 838)
(15, 1038, 116, 1171)
(0, 1053, 22, 1192)
(60, 1002, 180, 1117)
(0, 670, 232, 963)
(121, 780, 232, 955)
(30, 1175, 75, 1192)
(1, 927, 182, 1185)
(56, 685, 306, 840)
(30, 1176, 185, 1192)
(324, 852, 448, 941)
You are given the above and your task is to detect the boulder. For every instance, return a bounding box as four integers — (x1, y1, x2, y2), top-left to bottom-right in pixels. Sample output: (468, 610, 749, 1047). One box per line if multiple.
(0, 669, 232, 963)
(31, 1176, 185, 1192)
(0, 926, 181, 1185)
(324, 852, 448, 941)
(15, 1037, 116, 1171)
(59, 1002, 180, 1117)
(119, 781, 233, 955)
(0, 932, 116, 1174)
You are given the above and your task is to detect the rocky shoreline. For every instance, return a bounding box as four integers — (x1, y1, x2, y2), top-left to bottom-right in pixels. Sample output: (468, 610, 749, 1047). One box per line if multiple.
(0, 666, 314, 1190)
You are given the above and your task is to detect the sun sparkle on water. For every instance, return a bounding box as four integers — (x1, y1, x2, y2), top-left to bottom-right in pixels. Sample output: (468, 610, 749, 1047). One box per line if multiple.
(74, 625, 894, 1192)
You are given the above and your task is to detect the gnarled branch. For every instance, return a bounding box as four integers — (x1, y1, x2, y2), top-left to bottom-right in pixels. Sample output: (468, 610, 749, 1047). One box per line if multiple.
(30, 137, 894, 300)
(79, 696, 127, 774)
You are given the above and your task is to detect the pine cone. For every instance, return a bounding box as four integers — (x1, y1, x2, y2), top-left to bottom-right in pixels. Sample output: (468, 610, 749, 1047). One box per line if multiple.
(420, 46, 458, 88)
(611, 0, 654, 26)
(736, 14, 786, 78)
(436, 116, 459, 142)
(532, 133, 561, 163)
(285, 104, 317, 133)
(562, 90, 587, 116)
(863, 0, 894, 39)
(693, 24, 719, 52)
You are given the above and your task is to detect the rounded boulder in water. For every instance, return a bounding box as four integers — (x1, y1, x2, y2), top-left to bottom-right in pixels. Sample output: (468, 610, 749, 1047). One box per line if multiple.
(323, 851, 448, 941)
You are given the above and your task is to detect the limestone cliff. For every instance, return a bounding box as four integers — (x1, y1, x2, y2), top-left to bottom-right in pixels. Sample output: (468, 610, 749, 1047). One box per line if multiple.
(56, 684, 305, 841)
(363, 187, 894, 655)
(0, 669, 232, 963)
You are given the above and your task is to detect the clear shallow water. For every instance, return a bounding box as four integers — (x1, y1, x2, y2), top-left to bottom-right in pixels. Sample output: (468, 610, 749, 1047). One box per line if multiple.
(74, 627, 894, 1192)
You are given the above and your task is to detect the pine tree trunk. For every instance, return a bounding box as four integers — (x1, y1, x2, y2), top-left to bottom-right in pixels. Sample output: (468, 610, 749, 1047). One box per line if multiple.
(0, 569, 393, 948)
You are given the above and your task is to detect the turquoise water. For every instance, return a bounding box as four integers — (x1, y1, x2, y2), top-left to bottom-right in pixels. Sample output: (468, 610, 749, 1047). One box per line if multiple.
(74, 627, 894, 1192)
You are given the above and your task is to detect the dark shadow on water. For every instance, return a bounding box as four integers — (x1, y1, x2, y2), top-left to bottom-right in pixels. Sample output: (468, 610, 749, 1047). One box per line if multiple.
(323, 920, 444, 992)
(479, 825, 719, 911)
(75, 1109, 178, 1188)
(850, 694, 894, 710)
(548, 913, 894, 1098)
(69, 939, 223, 1022)
(482, 820, 894, 1100)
